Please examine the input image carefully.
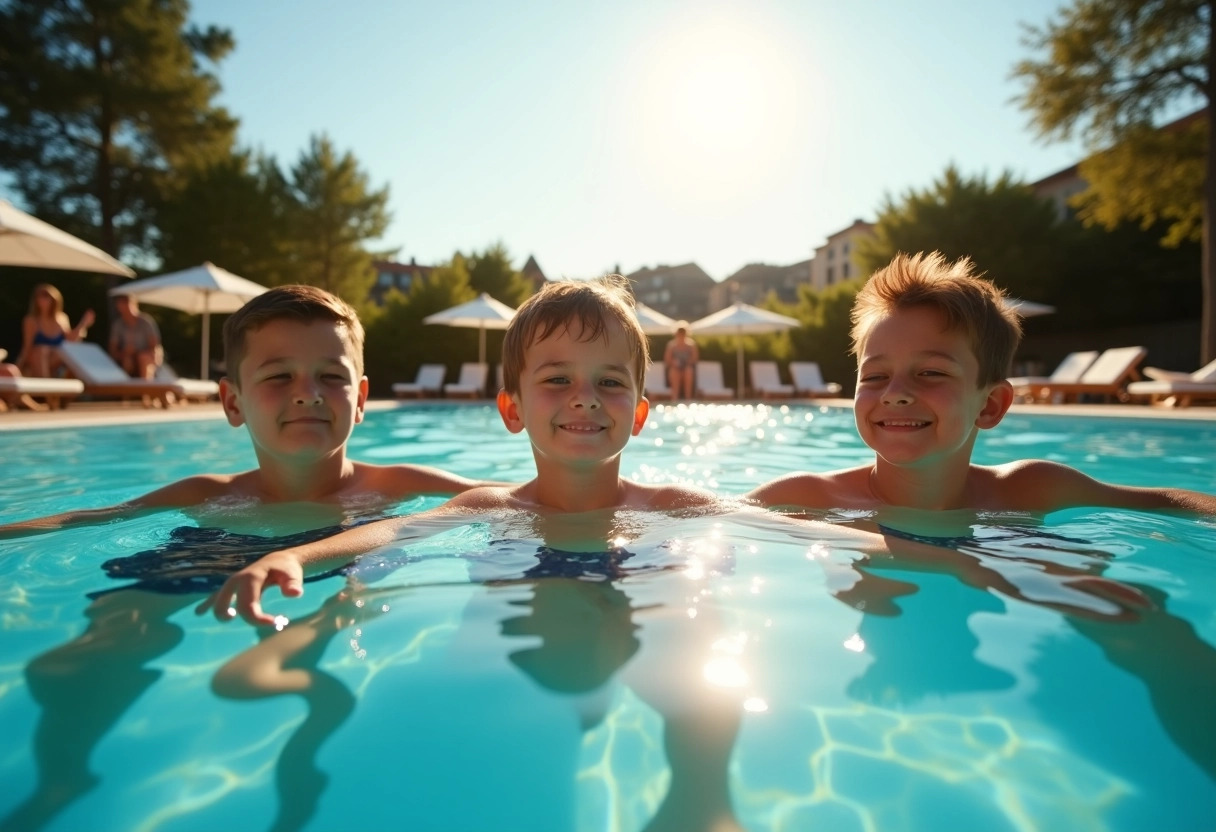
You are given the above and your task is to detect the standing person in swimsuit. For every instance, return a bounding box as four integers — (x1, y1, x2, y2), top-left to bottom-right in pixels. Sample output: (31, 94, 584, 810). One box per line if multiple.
(663, 324, 698, 400)
(108, 293, 164, 379)
(17, 283, 95, 379)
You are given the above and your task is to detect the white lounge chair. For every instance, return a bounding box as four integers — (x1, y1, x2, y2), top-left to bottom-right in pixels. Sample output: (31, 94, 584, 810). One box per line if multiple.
(392, 364, 446, 398)
(695, 361, 734, 400)
(789, 361, 843, 397)
(749, 361, 794, 398)
(0, 376, 84, 410)
(644, 363, 671, 399)
(1008, 350, 1099, 402)
(1127, 357, 1216, 407)
(1018, 346, 1146, 404)
(444, 362, 489, 398)
(57, 341, 218, 405)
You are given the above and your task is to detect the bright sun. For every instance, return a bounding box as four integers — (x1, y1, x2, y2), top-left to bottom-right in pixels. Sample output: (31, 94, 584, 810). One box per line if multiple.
(623, 12, 806, 202)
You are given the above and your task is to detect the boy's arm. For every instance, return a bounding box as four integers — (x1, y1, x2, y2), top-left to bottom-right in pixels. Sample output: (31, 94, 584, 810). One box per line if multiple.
(1004, 460, 1216, 515)
(0, 475, 232, 539)
(373, 464, 508, 497)
(197, 488, 503, 626)
(745, 471, 841, 510)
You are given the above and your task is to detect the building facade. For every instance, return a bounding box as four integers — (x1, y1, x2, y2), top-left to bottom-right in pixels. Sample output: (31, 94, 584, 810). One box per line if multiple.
(370, 258, 434, 305)
(625, 262, 716, 322)
(710, 260, 811, 310)
(809, 219, 875, 292)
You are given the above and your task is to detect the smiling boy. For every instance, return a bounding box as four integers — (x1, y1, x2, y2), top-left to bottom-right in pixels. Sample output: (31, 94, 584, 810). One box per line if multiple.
(0, 285, 482, 538)
(749, 251, 1216, 514)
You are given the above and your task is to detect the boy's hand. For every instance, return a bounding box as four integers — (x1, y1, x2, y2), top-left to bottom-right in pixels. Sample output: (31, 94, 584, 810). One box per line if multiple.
(196, 551, 304, 626)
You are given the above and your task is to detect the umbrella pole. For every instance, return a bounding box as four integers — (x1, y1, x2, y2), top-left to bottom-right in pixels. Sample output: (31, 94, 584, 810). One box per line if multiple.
(200, 297, 211, 381)
(479, 326, 487, 366)
(737, 338, 745, 398)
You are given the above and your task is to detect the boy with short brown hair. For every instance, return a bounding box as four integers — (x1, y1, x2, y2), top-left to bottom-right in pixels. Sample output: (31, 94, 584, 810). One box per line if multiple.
(750, 251, 1216, 513)
(1, 284, 482, 537)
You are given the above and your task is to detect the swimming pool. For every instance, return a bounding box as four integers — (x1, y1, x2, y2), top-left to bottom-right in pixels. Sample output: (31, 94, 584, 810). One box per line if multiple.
(1, 402, 1214, 831)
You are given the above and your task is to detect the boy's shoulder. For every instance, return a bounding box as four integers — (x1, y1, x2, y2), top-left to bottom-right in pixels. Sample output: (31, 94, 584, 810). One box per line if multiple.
(747, 466, 871, 510)
(135, 472, 248, 508)
(624, 480, 721, 511)
(350, 462, 480, 499)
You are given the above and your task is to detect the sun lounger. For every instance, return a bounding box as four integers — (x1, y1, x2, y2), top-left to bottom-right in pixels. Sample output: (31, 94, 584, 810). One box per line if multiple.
(444, 362, 489, 398)
(695, 361, 735, 400)
(789, 361, 843, 397)
(749, 361, 794, 398)
(1008, 350, 1099, 402)
(644, 363, 671, 400)
(1017, 346, 1146, 404)
(392, 364, 446, 398)
(1127, 357, 1216, 407)
(57, 341, 218, 405)
(0, 376, 84, 410)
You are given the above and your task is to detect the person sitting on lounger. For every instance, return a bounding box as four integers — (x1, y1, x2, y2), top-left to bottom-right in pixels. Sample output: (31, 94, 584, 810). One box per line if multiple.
(17, 283, 94, 379)
(108, 294, 164, 381)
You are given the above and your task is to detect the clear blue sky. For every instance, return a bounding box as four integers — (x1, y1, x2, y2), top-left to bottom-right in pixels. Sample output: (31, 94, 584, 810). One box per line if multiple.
(191, 0, 1084, 282)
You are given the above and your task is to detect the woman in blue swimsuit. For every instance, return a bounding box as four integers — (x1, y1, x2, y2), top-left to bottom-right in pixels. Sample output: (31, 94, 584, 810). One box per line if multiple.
(18, 283, 94, 378)
(663, 324, 699, 400)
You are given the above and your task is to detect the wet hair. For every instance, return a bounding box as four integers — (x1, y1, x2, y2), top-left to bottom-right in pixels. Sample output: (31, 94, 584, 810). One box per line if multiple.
(501, 274, 648, 395)
(850, 251, 1022, 387)
(223, 284, 364, 384)
(28, 283, 64, 318)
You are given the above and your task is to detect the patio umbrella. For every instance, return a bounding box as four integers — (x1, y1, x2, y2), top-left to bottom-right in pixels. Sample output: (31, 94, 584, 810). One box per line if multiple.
(423, 293, 517, 365)
(110, 262, 267, 379)
(0, 199, 134, 276)
(1006, 298, 1056, 318)
(688, 302, 801, 397)
(633, 302, 680, 336)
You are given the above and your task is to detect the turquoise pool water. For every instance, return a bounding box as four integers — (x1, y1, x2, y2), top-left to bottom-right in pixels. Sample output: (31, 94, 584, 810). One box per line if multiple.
(0, 403, 1214, 831)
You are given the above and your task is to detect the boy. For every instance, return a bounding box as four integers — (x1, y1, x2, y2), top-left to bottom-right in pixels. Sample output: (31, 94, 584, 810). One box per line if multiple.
(200, 275, 772, 831)
(748, 251, 1216, 514)
(1, 284, 482, 539)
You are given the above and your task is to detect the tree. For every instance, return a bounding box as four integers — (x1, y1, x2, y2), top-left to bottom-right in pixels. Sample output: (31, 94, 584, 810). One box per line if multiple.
(282, 134, 391, 310)
(1012, 0, 1214, 362)
(857, 165, 1067, 301)
(0, 0, 237, 259)
(362, 255, 478, 396)
(466, 242, 534, 307)
(153, 149, 292, 285)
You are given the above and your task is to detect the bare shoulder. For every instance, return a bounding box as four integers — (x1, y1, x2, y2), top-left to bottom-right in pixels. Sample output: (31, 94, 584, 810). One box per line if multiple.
(627, 481, 723, 511)
(746, 466, 869, 509)
(132, 473, 243, 508)
(353, 462, 483, 499)
(440, 484, 522, 512)
(981, 460, 1216, 514)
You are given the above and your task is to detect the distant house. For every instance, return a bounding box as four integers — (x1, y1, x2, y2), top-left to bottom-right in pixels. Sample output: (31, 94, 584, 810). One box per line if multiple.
(521, 254, 547, 293)
(810, 219, 875, 291)
(625, 262, 715, 322)
(370, 258, 433, 305)
(711, 261, 811, 311)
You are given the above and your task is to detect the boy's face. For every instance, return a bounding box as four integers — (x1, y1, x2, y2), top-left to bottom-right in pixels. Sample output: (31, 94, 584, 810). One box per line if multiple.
(853, 305, 1011, 469)
(497, 317, 648, 469)
(220, 319, 368, 465)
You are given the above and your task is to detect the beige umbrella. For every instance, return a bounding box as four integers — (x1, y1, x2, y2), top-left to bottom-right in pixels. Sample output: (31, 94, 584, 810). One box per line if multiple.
(0, 200, 134, 276)
(689, 302, 801, 396)
(423, 293, 517, 364)
(633, 302, 680, 336)
(110, 262, 267, 379)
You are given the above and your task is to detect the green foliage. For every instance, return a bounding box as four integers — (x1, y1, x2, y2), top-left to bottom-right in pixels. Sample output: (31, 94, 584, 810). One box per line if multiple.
(466, 242, 534, 307)
(857, 165, 1066, 301)
(1013, 0, 1213, 360)
(362, 254, 481, 396)
(282, 134, 392, 315)
(0, 0, 237, 257)
(1074, 116, 1206, 246)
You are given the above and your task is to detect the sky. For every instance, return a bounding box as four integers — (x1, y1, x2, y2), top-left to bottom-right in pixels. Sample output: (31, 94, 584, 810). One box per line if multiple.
(190, 0, 1087, 282)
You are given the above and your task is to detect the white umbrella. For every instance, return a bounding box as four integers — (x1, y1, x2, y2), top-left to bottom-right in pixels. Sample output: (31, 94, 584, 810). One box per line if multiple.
(633, 302, 680, 336)
(0, 199, 134, 276)
(688, 302, 802, 396)
(1006, 298, 1056, 318)
(110, 262, 267, 379)
(423, 293, 516, 365)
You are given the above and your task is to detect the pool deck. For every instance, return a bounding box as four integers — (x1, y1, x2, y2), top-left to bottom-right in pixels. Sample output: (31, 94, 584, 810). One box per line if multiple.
(0, 396, 1213, 431)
